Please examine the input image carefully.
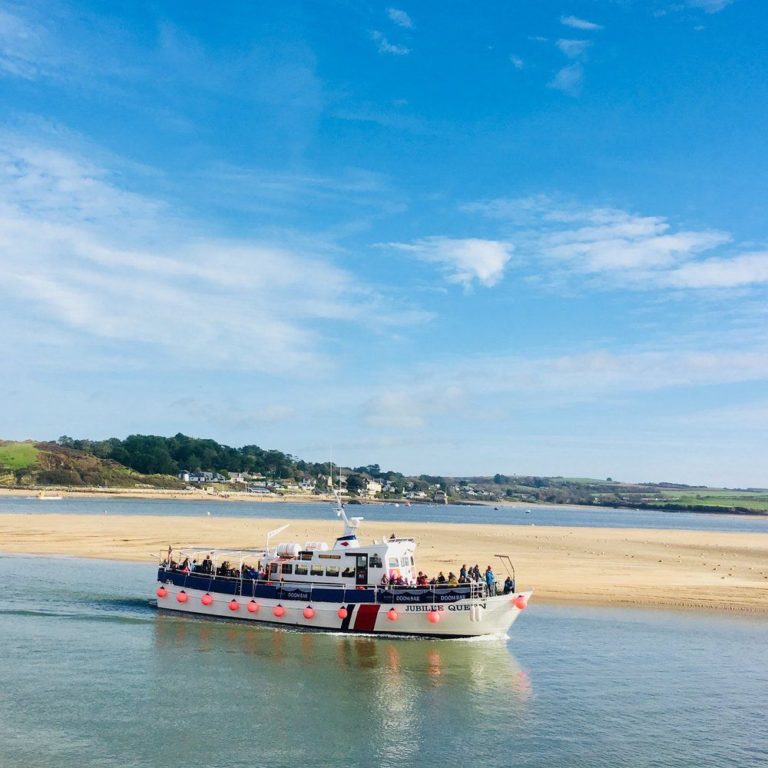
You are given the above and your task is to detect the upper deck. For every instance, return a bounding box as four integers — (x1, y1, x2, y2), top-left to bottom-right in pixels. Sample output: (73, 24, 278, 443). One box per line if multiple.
(156, 497, 511, 604)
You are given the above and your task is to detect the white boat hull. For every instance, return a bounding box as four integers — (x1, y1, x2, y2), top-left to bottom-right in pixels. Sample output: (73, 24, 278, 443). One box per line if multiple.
(155, 582, 531, 638)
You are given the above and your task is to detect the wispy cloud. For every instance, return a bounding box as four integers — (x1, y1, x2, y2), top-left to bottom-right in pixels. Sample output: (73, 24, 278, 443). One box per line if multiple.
(461, 195, 768, 292)
(510, 55, 524, 70)
(359, 345, 768, 431)
(550, 34, 592, 95)
(472, 347, 768, 398)
(0, 6, 61, 79)
(560, 15, 603, 31)
(387, 8, 413, 28)
(384, 237, 514, 288)
(364, 384, 465, 429)
(371, 30, 410, 56)
(556, 39, 591, 59)
(686, 0, 735, 12)
(0, 136, 421, 373)
(664, 251, 768, 288)
(548, 63, 584, 95)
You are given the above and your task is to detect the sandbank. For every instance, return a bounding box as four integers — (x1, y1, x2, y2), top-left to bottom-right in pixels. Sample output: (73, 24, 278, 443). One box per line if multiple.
(1, 513, 767, 615)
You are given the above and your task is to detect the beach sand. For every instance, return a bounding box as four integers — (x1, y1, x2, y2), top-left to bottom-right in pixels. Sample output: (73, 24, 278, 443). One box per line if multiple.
(2, 513, 767, 614)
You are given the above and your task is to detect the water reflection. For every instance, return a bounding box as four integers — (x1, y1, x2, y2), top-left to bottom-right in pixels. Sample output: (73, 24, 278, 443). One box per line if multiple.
(152, 614, 532, 715)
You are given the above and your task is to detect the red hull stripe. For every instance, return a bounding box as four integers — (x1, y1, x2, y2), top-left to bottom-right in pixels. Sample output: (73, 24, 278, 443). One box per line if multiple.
(353, 603, 380, 632)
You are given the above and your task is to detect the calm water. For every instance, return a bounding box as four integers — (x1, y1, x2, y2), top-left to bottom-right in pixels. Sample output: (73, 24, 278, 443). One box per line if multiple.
(2, 495, 768, 533)
(1, 556, 765, 767)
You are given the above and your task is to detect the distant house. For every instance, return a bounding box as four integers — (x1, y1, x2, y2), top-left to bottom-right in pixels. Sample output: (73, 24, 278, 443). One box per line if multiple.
(365, 479, 383, 498)
(178, 470, 190, 482)
(188, 471, 226, 484)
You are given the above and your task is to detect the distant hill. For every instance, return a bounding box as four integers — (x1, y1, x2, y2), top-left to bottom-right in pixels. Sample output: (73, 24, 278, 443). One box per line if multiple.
(0, 440, 184, 489)
(0, 435, 765, 515)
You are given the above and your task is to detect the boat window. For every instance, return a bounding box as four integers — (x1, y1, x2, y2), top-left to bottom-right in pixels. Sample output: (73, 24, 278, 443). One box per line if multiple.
(369, 554, 383, 568)
(388, 558, 399, 568)
(410, 556, 414, 566)
(295, 564, 308, 576)
(281, 564, 293, 575)
(270, 563, 278, 575)
(326, 566, 339, 577)
(310, 565, 324, 576)
(299, 551, 313, 561)
(399, 557, 409, 567)
(342, 567, 355, 578)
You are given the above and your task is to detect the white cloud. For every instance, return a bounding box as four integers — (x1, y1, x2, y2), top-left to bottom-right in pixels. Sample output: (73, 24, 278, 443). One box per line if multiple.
(387, 8, 413, 28)
(556, 39, 591, 59)
(460, 195, 768, 292)
(371, 30, 410, 55)
(542, 213, 728, 272)
(686, 0, 735, 12)
(385, 237, 514, 288)
(440, 347, 768, 403)
(357, 345, 768, 436)
(510, 55, 524, 70)
(560, 15, 603, 31)
(0, 7, 56, 79)
(665, 251, 768, 288)
(548, 63, 583, 95)
(364, 385, 464, 429)
(0, 137, 418, 373)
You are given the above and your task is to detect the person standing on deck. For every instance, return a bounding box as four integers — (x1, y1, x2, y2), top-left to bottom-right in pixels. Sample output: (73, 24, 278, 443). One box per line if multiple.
(485, 565, 496, 596)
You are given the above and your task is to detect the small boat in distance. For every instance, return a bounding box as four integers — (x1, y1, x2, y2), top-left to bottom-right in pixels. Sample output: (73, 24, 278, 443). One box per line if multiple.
(153, 495, 531, 638)
(27, 492, 64, 500)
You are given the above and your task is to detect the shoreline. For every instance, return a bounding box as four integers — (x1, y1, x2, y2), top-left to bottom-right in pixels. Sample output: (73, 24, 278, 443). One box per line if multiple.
(2, 487, 765, 518)
(1, 512, 767, 616)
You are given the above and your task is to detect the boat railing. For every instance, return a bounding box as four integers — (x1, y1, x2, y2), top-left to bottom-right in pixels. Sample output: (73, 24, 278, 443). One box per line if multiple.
(158, 564, 498, 601)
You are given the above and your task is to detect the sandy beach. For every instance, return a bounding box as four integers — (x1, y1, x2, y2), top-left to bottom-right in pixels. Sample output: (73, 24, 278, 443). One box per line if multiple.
(1, 513, 767, 614)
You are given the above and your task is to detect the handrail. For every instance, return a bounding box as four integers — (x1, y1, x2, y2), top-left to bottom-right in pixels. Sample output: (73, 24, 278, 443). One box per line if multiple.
(158, 564, 493, 597)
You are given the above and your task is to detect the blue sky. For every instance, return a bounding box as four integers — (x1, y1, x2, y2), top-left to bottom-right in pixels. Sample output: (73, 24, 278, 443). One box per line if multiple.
(1, 0, 766, 486)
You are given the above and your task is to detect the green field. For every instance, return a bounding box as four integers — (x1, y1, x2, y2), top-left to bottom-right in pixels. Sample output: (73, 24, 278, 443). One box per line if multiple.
(0, 442, 39, 470)
(660, 490, 768, 512)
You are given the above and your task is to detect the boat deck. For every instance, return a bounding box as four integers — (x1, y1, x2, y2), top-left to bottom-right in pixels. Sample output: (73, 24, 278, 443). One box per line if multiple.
(158, 566, 497, 605)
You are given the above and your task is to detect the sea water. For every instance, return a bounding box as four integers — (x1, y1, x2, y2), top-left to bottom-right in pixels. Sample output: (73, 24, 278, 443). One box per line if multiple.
(0, 555, 765, 767)
(2, 495, 767, 533)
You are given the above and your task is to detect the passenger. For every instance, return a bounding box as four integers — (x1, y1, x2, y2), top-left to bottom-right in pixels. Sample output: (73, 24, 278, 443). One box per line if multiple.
(503, 576, 514, 594)
(380, 574, 389, 587)
(485, 565, 496, 596)
(472, 564, 481, 581)
(437, 571, 446, 584)
(390, 533, 396, 540)
(448, 572, 458, 587)
(417, 572, 428, 587)
(459, 564, 467, 582)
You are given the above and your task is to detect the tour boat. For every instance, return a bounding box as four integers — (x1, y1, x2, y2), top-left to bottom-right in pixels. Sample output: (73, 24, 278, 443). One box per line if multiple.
(153, 498, 531, 638)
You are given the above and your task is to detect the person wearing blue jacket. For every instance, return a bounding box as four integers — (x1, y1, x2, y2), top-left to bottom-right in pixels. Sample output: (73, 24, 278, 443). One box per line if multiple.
(485, 565, 496, 596)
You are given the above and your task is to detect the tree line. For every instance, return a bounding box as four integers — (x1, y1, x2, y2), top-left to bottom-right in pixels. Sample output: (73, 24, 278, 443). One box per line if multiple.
(54, 434, 416, 484)
(56, 434, 313, 479)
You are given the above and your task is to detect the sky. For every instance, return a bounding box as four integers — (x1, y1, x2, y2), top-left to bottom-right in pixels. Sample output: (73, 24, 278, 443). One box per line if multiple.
(1, 0, 766, 487)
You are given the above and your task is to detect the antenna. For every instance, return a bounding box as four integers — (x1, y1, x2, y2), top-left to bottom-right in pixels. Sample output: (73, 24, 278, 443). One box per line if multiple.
(266, 524, 290, 553)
